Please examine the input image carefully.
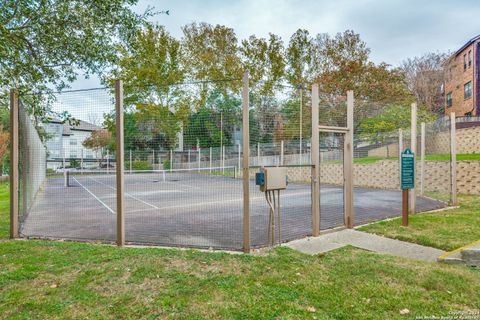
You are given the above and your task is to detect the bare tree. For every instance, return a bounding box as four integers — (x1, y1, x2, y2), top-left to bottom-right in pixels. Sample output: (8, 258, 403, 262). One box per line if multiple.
(400, 52, 448, 114)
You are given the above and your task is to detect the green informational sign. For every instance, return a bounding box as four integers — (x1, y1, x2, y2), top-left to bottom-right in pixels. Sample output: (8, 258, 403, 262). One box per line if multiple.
(401, 148, 415, 190)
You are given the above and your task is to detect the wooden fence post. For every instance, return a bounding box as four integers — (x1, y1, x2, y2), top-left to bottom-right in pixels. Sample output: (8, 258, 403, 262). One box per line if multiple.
(399, 128, 403, 187)
(115, 80, 125, 246)
(410, 103, 417, 214)
(9, 90, 19, 239)
(344, 91, 354, 228)
(450, 112, 458, 205)
(311, 84, 320, 236)
(242, 71, 250, 253)
(237, 144, 241, 176)
(420, 122, 426, 195)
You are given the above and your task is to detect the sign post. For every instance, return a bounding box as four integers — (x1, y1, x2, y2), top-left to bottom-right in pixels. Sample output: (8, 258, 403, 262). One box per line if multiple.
(401, 148, 415, 226)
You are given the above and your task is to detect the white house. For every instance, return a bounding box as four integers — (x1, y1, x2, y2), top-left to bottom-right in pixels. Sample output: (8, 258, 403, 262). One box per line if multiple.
(43, 119, 101, 169)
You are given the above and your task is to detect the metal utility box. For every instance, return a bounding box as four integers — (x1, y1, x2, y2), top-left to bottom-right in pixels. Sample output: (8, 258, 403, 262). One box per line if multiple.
(256, 167, 288, 192)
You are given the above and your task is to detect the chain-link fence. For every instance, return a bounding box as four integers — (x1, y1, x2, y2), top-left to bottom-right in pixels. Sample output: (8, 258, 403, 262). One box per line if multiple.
(11, 78, 456, 250)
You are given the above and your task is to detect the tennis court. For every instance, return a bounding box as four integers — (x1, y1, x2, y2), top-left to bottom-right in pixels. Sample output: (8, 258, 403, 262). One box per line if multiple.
(19, 167, 445, 250)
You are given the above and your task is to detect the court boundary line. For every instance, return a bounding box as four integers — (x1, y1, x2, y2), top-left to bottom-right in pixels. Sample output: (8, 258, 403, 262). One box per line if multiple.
(124, 190, 312, 215)
(85, 176, 160, 209)
(72, 177, 115, 214)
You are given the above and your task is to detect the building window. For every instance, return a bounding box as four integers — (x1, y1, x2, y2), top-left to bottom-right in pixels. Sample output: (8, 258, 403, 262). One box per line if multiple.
(70, 138, 77, 145)
(70, 150, 77, 159)
(468, 50, 472, 67)
(446, 92, 453, 107)
(464, 54, 467, 70)
(464, 81, 472, 99)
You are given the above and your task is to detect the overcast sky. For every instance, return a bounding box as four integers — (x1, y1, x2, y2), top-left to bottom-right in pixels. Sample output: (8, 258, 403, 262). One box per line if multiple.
(69, 0, 480, 93)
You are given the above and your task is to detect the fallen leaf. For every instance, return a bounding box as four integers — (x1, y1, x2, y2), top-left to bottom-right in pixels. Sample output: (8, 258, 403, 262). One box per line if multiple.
(307, 306, 316, 313)
(399, 308, 410, 315)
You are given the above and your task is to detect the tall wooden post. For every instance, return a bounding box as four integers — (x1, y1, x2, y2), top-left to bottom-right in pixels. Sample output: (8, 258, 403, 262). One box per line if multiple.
(399, 128, 403, 187)
(311, 84, 320, 236)
(420, 122, 426, 195)
(402, 189, 409, 226)
(344, 91, 354, 228)
(450, 112, 458, 205)
(115, 80, 125, 246)
(410, 103, 417, 214)
(237, 144, 241, 176)
(242, 71, 250, 253)
(9, 90, 19, 239)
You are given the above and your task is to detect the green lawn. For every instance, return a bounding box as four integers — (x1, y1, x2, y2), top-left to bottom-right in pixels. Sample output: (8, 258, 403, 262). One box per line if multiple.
(0, 182, 9, 239)
(1, 186, 480, 319)
(359, 194, 480, 252)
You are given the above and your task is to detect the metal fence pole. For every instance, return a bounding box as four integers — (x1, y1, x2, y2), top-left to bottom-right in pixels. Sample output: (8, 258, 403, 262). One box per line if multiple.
(299, 87, 303, 159)
(107, 149, 110, 174)
(80, 149, 84, 174)
(198, 147, 201, 171)
(152, 149, 155, 168)
(115, 80, 125, 246)
(63, 150, 67, 187)
(344, 91, 354, 228)
(9, 89, 19, 239)
(209, 147, 212, 172)
(450, 112, 458, 205)
(170, 149, 173, 171)
(222, 146, 225, 174)
(242, 71, 250, 253)
(129, 149, 132, 173)
(188, 149, 191, 169)
(280, 140, 284, 166)
(311, 84, 320, 236)
(420, 122, 426, 195)
(256, 142, 260, 166)
(410, 103, 417, 214)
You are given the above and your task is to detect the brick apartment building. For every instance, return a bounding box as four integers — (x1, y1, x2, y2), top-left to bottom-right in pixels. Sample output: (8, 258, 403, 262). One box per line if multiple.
(444, 35, 480, 116)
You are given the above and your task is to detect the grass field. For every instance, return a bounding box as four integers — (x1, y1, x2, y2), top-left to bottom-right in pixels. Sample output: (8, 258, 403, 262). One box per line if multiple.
(0, 185, 479, 319)
(359, 194, 480, 252)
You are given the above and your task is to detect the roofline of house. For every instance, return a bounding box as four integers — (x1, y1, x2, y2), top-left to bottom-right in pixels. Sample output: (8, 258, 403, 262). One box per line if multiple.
(454, 34, 480, 57)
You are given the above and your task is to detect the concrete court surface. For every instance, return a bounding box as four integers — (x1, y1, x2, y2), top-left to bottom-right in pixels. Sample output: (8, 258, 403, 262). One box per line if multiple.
(286, 229, 446, 262)
(20, 171, 445, 250)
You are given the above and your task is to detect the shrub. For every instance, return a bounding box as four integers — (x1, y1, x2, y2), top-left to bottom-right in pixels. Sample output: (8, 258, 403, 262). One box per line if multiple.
(125, 160, 152, 171)
(163, 159, 171, 170)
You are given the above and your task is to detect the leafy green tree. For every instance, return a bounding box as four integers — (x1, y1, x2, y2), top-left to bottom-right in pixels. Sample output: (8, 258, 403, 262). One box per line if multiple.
(285, 29, 319, 87)
(240, 33, 285, 95)
(358, 104, 435, 157)
(0, 0, 153, 112)
(184, 89, 241, 148)
(181, 22, 242, 101)
(106, 25, 189, 150)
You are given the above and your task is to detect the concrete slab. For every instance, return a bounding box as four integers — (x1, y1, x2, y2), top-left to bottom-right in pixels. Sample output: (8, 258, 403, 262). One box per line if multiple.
(285, 229, 446, 262)
(439, 240, 480, 266)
